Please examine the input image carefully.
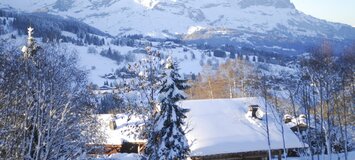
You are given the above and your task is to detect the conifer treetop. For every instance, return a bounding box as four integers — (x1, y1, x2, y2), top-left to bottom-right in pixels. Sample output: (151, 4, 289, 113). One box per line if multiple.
(22, 26, 40, 59)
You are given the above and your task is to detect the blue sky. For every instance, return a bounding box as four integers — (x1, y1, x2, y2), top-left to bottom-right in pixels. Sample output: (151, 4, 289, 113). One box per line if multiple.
(291, 0, 355, 27)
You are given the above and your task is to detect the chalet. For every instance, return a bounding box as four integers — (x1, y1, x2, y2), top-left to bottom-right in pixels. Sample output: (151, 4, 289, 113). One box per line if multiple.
(88, 114, 145, 156)
(180, 97, 305, 160)
(92, 97, 305, 159)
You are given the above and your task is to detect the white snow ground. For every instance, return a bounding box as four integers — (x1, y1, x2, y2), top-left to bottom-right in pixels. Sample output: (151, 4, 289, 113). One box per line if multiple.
(95, 153, 141, 160)
(99, 151, 355, 160)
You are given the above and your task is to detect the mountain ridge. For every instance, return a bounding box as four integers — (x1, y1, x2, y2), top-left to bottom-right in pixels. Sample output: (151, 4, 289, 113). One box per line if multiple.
(1, 0, 354, 53)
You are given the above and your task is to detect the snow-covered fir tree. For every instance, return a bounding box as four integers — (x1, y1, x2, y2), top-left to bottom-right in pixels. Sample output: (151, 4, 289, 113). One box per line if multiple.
(21, 26, 40, 59)
(144, 57, 190, 160)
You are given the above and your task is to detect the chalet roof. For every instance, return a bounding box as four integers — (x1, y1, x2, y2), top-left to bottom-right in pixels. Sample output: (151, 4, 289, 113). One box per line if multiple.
(179, 97, 305, 157)
(97, 114, 145, 145)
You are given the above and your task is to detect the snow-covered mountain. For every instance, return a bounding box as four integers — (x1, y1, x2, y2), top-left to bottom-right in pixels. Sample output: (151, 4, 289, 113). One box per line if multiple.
(1, 0, 354, 40)
(1, 0, 354, 53)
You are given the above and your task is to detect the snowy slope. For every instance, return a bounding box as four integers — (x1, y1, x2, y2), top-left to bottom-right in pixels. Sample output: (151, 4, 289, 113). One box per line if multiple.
(1, 0, 354, 41)
(0, 28, 297, 87)
(65, 42, 207, 85)
(179, 97, 304, 156)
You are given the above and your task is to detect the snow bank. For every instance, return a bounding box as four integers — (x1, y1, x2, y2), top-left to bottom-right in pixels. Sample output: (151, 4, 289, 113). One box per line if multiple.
(107, 153, 140, 160)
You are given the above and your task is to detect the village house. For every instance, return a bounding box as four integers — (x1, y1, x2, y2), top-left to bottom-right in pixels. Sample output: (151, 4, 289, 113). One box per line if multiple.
(88, 114, 146, 155)
(180, 97, 305, 160)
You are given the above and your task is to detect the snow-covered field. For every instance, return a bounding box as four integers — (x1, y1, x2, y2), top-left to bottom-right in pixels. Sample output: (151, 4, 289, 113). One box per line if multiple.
(70, 43, 206, 85)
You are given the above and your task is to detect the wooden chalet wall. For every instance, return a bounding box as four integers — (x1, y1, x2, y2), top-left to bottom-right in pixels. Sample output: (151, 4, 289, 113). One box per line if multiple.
(191, 149, 284, 160)
(87, 142, 145, 156)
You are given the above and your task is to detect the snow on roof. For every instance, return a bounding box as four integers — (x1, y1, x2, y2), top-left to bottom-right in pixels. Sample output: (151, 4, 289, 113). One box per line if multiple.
(285, 114, 308, 129)
(97, 114, 145, 145)
(179, 97, 305, 157)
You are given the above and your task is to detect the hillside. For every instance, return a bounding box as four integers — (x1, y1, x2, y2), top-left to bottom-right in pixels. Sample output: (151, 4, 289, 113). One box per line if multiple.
(0, 8, 326, 89)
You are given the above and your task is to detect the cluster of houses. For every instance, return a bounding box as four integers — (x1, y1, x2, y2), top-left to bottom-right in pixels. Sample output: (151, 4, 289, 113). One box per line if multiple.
(91, 97, 307, 160)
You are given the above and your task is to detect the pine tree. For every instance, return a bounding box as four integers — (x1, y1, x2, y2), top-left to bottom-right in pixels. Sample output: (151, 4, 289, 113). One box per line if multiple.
(145, 57, 190, 160)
